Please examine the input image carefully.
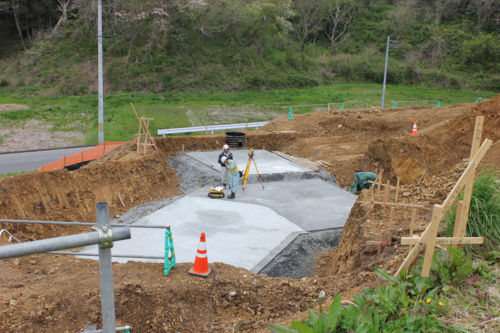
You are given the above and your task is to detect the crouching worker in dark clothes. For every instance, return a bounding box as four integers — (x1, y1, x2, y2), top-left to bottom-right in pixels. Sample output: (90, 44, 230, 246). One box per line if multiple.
(221, 156, 239, 199)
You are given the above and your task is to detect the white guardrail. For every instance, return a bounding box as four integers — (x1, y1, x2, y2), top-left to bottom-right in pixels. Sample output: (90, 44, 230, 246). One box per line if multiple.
(158, 121, 269, 136)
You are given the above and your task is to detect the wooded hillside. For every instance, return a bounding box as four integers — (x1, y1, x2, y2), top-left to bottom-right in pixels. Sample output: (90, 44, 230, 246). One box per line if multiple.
(1, 0, 499, 94)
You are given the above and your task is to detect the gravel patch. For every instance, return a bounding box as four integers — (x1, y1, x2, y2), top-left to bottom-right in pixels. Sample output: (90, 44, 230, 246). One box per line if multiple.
(0, 119, 85, 152)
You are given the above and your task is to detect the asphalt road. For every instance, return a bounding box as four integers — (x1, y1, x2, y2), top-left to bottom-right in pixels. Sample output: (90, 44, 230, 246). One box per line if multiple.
(0, 147, 93, 174)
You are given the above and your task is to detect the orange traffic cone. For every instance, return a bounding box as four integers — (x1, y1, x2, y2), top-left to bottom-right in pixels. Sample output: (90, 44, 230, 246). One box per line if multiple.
(411, 121, 418, 136)
(189, 232, 212, 277)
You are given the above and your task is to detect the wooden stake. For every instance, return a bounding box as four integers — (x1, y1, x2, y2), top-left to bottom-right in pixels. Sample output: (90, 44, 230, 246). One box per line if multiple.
(452, 201, 465, 249)
(389, 207, 395, 242)
(136, 117, 142, 153)
(395, 177, 400, 202)
(377, 170, 384, 195)
(383, 180, 390, 210)
(143, 118, 148, 155)
(205, 123, 208, 136)
(200, 178, 203, 188)
(118, 193, 126, 208)
(408, 209, 417, 255)
(454, 116, 484, 243)
(370, 172, 380, 204)
(378, 231, 383, 254)
(182, 144, 184, 154)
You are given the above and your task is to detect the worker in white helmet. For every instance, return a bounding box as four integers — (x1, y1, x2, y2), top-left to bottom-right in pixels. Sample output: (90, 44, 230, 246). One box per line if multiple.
(221, 156, 239, 199)
(217, 144, 233, 188)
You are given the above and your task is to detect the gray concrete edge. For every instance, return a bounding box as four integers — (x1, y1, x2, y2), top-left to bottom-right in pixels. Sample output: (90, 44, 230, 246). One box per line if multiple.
(250, 230, 307, 274)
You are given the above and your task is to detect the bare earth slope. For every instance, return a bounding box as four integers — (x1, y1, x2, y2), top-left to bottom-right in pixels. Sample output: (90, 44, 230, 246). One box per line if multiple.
(0, 97, 499, 332)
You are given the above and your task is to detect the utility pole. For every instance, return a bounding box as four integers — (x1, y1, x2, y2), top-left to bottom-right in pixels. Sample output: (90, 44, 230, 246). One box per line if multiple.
(97, 0, 104, 143)
(381, 36, 390, 109)
(381, 36, 398, 108)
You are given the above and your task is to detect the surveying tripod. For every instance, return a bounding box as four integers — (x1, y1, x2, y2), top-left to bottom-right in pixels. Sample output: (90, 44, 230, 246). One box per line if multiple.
(242, 148, 265, 191)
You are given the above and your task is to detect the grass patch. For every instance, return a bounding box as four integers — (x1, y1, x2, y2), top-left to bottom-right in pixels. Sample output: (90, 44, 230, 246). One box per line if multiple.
(0, 170, 36, 179)
(268, 248, 499, 332)
(444, 169, 500, 255)
(1, 85, 496, 145)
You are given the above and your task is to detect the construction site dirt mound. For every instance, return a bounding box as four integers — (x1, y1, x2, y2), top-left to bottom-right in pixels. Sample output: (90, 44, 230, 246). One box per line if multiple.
(363, 97, 500, 184)
(1, 97, 499, 332)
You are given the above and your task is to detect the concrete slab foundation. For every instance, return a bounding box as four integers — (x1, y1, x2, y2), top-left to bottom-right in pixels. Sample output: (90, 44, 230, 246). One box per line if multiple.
(78, 150, 357, 274)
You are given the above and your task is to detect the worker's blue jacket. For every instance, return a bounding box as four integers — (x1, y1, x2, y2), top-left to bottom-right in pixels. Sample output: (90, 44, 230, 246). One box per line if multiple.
(218, 151, 233, 167)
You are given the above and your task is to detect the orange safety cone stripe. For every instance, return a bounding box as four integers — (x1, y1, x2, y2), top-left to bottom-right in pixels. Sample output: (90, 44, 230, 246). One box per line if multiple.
(189, 232, 212, 277)
(411, 121, 418, 136)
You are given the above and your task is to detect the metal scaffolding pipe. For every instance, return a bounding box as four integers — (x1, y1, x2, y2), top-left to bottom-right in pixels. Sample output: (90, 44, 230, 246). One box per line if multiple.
(81, 326, 132, 333)
(51, 252, 164, 260)
(0, 219, 166, 229)
(96, 202, 116, 333)
(0, 227, 130, 260)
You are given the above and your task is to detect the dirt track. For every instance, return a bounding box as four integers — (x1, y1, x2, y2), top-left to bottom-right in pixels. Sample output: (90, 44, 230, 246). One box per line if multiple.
(1, 96, 499, 332)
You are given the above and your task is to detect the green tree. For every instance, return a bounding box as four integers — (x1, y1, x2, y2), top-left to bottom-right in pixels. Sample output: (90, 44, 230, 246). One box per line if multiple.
(461, 33, 500, 71)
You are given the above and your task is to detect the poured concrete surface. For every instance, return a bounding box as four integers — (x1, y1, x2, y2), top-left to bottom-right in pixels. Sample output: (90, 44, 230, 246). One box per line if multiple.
(190, 180, 354, 231)
(78, 150, 357, 273)
(187, 149, 311, 174)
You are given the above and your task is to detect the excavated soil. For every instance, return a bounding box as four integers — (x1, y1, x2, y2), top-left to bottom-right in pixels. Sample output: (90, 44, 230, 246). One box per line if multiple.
(1, 96, 500, 332)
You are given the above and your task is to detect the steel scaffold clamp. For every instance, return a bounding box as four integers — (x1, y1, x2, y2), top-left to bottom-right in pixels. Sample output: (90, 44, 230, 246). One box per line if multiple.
(99, 225, 114, 249)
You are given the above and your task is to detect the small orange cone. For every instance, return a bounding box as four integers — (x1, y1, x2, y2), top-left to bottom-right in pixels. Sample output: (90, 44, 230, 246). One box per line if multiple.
(411, 121, 418, 136)
(189, 232, 212, 277)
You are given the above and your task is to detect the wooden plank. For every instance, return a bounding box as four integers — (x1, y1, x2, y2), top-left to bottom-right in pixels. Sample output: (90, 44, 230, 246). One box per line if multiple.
(143, 118, 148, 155)
(358, 201, 429, 208)
(368, 181, 399, 190)
(396, 139, 492, 277)
(408, 208, 417, 254)
(452, 201, 465, 249)
(273, 151, 320, 170)
(401, 237, 484, 245)
(441, 138, 492, 214)
(395, 177, 400, 202)
(131, 103, 144, 154)
(117, 193, 126, 208)
(421, 205, 443, 277)
(454, 116, 484, 246)
(366, 241, 391, 246)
